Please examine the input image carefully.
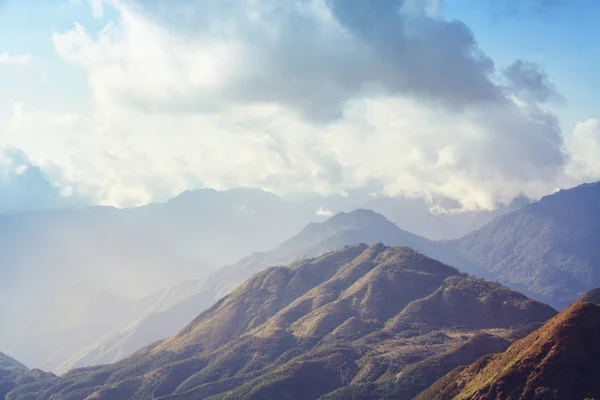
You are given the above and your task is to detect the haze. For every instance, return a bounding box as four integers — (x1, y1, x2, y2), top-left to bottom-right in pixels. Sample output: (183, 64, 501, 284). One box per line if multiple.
(1, 2, 600, 398)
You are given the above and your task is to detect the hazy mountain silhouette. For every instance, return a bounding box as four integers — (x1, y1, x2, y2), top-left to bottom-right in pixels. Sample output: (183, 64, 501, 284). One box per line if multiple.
(7, 244, 555, 400)
(454, 182, 600, 309)
(0, 188, 326, 371)
(59, 209, 442, 372)
(363, 195, 529, 240)
(418, 299, 600, 400)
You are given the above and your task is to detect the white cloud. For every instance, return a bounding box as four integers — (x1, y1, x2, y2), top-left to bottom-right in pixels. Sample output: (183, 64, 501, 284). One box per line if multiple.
(1, 0, 597, 211)
(564, 119, 600, 180)
(0, 52, 46, 82)
(0, 52, 35, 67)
(315, 207, 334, 217)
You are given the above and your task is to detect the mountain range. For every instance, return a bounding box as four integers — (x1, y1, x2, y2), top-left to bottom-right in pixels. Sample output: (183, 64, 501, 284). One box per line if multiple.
(1, 187, 522, 372)
(5, 244, 555, 400)
(54, 181, 600, 372)
(4, 181, 600, 379)
(454, 181, 600, 308)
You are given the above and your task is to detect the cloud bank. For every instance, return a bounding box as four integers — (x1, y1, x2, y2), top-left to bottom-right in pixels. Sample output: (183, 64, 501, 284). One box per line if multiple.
(1, 0, 597, 210)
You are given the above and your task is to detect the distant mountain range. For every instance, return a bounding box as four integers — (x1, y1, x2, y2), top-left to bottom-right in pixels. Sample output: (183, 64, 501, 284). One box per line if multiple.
(56, 181, 600, 372)
(5, 244, 555, 400)
(454, 182, 600, 308)
(6, 181, 600, 376)
(363, 195, 529, 240)
(418, 289, 600, 400)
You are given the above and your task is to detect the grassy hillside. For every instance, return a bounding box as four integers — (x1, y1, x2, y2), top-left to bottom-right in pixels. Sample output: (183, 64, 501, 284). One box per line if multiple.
(417, 300, 600, 400)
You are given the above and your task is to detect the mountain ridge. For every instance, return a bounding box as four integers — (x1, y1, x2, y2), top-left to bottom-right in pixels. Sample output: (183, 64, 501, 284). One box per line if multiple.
(454, 181, 600, 308)
(416, 299, 600, 400)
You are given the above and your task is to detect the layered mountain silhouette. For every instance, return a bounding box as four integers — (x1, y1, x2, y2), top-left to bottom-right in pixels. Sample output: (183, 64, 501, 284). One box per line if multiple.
(454, 181, 600, 308)
(1, 188, 325, 371)
(59, 209, 440, 372)
(2, 186, 516, 372)
(364, 195, 529, 240)
(7, 244, 555, 400)
(418, 294, 600, 400)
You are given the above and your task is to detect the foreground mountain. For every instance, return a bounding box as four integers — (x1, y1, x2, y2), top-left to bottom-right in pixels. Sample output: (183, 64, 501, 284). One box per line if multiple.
(0, 353, 55, 399)
(417, 299, 600, 400)
(59, 210, 442, 372)
(8, 244, 555, 400)
(455, 181, 600, 308)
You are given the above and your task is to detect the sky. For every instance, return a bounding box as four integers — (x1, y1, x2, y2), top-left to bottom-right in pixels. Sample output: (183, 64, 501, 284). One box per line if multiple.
(0, 0, 599, 212)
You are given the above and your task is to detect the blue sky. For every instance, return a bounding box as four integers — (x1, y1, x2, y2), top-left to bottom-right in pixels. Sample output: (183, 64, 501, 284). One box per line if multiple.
(444, 0, 600, 131)
(0, 0, 599, 212)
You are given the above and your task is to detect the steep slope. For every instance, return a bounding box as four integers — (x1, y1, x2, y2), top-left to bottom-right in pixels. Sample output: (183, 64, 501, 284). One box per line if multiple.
(455, 181, 600, 308)
(60, 210, 441, 372)
(417, 301, 600, 400)
(9, 244, 556, 400)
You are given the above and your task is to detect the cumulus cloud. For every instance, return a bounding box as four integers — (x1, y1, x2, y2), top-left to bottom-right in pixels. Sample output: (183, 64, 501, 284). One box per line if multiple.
(504, 60, 563, 103)
(316, 207, 334, 217)
(2, 0, 594, 211)
(54, 0, 504, 120)
(564, 119, 600, 180)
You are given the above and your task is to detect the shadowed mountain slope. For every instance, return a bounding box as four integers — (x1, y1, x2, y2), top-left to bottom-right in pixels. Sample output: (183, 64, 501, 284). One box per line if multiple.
(0, 353, 55, 400)
(417, 301, 600, 400)
(455, 181, 600, 309)
(60, 210, 445, 373)
(7, 244, 555, 400)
